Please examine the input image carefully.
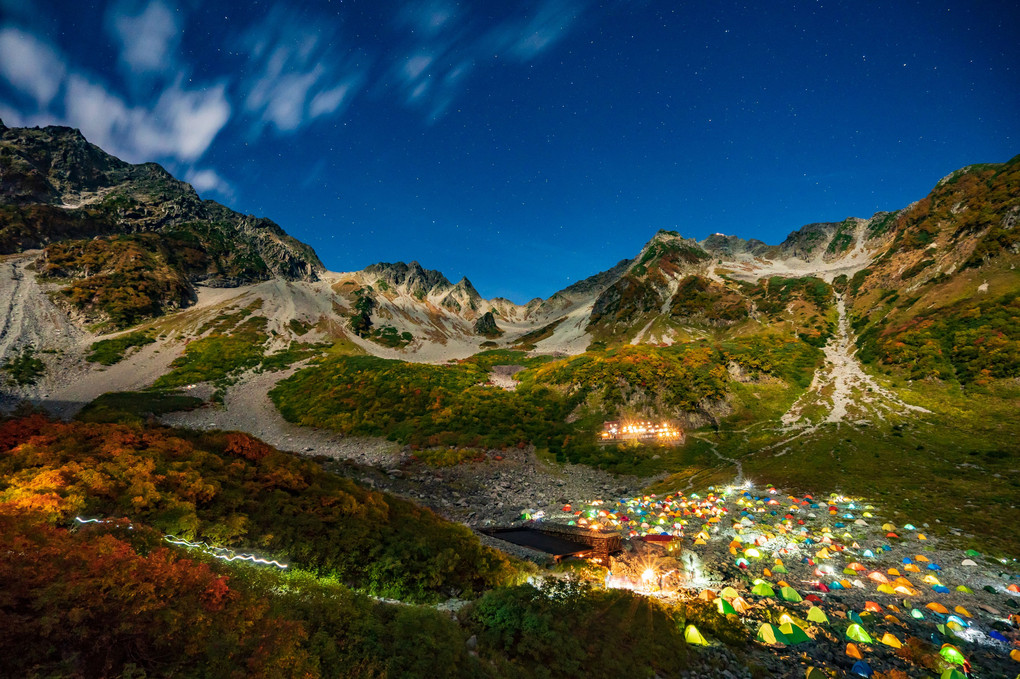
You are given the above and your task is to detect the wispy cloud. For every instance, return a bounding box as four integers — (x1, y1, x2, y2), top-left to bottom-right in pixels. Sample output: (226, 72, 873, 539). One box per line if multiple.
(395, 0, 459, 38)
(107, 0, 182, 77)
(0, 24, 229, 179)
(185, 167, 235, 199)
(0, 27, 66, 109)
(496, 0, 585, 61)
(386, 0, 590, 121)
(239, 7, 366, 134)
(64, 75, 230, 163)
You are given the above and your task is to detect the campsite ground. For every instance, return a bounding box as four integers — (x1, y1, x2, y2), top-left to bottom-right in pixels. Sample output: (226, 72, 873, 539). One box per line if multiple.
(649, 379, 1020, 558)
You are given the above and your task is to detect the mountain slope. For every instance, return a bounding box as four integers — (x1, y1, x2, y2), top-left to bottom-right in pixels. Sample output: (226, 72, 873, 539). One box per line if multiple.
(0, 121, 323, 326)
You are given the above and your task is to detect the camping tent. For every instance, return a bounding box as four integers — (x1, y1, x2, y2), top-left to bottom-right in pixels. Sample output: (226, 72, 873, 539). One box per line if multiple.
(730, 596, 751, 614)
(846, 624, 873, 644)
(779, 622, 811, 644)
(851, 660, 873, 677)
(756, 623, 789, 645)
(879, 632, 901, 648)
(807, 607, 829, 624)
(684, 624, 710, 646)
(939, 644, 965, 666)
(780, 586, 803, 602)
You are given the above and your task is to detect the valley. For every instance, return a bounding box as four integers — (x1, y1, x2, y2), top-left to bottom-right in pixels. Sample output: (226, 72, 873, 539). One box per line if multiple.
(1, 123, 1018, 678)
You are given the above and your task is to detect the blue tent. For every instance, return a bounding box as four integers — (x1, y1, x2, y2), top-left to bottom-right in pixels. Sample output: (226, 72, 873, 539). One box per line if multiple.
(851, 660, 874, 677)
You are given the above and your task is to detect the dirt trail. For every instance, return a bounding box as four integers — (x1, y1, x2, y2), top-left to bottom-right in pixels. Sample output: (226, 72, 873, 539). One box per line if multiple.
(781, 293, 927, 429)
(159, 367, 402, 466)
(688, 432, 744, 486)
(0, 254, 84, 358)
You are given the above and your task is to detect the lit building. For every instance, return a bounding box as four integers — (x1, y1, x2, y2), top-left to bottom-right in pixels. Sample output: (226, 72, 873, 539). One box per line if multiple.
(600, 420, 684, 443)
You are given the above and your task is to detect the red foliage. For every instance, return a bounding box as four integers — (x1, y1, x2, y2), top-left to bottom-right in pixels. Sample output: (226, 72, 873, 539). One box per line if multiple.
(0, 504, 313, 678)
(223, 431, 274, 462)
(0, 413, 49, 451)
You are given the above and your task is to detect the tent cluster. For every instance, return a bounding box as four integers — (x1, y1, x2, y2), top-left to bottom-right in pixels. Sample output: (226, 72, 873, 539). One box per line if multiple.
(558, 489, 729, 541)
(556, 482, 1020, 678)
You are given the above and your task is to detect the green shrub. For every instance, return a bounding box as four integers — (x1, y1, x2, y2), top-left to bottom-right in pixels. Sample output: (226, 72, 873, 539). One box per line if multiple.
(87, 331, 155, 365)
(2, 346, 45, 386)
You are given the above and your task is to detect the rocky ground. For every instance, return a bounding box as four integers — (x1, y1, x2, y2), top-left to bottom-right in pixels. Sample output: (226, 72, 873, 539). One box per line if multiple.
(524, 483, 1020, 678)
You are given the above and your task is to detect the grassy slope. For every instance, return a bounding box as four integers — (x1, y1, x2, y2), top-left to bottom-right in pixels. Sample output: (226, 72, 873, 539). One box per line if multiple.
(649, 377, 1020, 556)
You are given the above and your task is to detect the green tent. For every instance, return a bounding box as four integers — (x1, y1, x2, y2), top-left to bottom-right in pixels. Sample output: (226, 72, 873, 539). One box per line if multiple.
(965, 549, 981, 558)
(939, 644, 965, 666)
(909, 608, 924, 620)
(940, 669, 967, 679)
(716, 598, 737, 616)
(757, 623, 790, 645)
(773, 564, 788, 574)
(752, 582, 775, 597)
(955, 585, 973, 593)
(780, 622, 811, 644)
(779, 586, 803, 603)
(684, 624, 710, 646)
(846, 623, 873, 644)
(807, 606, 829, 624)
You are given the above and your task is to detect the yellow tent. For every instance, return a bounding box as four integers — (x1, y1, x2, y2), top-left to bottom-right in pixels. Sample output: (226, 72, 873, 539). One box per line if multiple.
(884, 614, 906, 628)
(880, 632, 902, 648)
(807, 606, 829, 624)
(684, 624, 710, 646)
(756, 623, 787, 645)
(953, 605, 971, 618)
(927, 602, 949, 614)
(719, 586, 739, 600)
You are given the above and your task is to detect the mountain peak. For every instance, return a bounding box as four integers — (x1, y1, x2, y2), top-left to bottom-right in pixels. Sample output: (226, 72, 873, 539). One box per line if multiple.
(363, 261, 453, 297)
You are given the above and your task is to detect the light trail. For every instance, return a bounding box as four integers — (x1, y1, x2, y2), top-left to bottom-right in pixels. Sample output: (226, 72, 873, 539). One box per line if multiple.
(74, 517, 287, 569)
(164, 536, 289, 569)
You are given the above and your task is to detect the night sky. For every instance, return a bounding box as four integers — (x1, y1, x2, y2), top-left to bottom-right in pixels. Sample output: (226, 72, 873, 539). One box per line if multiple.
(1, 1, 1017, 301)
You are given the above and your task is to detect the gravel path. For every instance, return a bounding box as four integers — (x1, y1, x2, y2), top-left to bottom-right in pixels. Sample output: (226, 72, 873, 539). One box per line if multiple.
(159, 366, 402, 466)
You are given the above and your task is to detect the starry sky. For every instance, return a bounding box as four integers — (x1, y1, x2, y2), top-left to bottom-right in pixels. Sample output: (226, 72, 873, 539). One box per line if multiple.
(1, 1, 1017, 301)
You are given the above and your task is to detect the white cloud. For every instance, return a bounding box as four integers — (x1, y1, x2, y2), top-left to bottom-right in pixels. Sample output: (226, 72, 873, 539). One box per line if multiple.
(239, 8, 366, 134)
(0, 27, 66, 108)
(309, 81, 355, 118)
(63, 75, 230, 163)
(185, 167, 234, 198)
(403, 54, 434, 81)
(108, 0, 182, 76)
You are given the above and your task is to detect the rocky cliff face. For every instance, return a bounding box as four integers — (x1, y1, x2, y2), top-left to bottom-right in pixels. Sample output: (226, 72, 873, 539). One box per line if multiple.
(0, 122, 323, 283)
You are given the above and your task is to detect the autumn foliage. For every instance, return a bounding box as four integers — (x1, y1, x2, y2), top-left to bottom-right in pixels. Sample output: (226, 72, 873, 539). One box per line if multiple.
(0, 417, 516, 601)
(0, 506, 311, 678)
